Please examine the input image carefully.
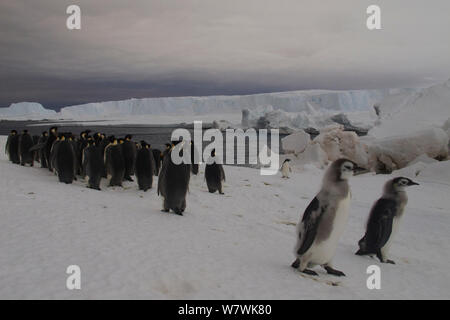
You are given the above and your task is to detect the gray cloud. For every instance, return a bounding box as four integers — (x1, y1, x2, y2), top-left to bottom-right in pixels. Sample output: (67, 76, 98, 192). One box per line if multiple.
(1, 0, 450, 109)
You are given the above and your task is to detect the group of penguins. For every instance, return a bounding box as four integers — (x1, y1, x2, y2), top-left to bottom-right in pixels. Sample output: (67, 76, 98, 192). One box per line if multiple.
(5, 127, 225, 216)
(6, 128, 420, 277)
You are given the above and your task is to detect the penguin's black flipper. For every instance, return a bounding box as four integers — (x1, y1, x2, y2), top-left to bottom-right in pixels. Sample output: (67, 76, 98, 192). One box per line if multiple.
(29, 142, 46, 152)
(364, 198, 396, 252)
(297, 197, 326, 255)
(219, 164, 226, 182)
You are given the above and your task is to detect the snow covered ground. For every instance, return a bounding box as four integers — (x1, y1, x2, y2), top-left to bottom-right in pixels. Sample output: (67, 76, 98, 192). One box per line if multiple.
(1, 135, 449, 299)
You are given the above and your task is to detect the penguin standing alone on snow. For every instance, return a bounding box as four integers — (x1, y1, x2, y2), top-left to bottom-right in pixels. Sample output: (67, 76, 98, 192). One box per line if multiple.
(291, 159, 363, 276)
(158, 141, 191, 215)
(205, 149, 225, 194)
(355, 177, 419, 264)
(281, 159, 292, 178)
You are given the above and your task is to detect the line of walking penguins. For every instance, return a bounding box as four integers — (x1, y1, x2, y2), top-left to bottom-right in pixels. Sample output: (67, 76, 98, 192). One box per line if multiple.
(5, 128, 419, 279)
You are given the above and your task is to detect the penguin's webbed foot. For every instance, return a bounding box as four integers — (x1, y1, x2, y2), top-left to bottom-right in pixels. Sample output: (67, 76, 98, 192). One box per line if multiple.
(291, 258, 300, 269)
(324, 266, 346, 277)
(302, 269, 318, 276)
(385, 259, 395, 264)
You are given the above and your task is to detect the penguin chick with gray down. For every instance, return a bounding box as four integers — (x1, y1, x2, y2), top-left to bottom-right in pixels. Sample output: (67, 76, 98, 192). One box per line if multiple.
(355, 177, 419, 264)
(291, 158, 365, 276)
(281, 159, 292, 178)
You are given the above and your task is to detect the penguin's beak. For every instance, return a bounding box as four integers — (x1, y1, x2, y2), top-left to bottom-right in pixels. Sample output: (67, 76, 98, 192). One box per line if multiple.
(353, 166, 367, 174)
(408, 181, 420, 186)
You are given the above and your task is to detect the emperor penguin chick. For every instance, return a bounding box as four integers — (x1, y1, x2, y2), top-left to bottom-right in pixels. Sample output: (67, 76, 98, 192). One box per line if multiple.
(291, 159, 363, 276)
(355, 177, 419, 264)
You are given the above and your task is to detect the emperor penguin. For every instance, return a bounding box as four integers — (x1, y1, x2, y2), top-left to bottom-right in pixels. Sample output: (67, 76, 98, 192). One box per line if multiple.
(45, 126, 58, 172)
(37, 131, 48, 168)
(104, 137, 125, 187)
(135, 141, 156, 191)
(53, 134, 76, 184)
(5, 130, 20, 164)
(291, 158, 363, 276)
(152, 148, 162, 176)
(355, 177, 419, 264)
(18, 130, 34, 166)
(205, 149, 226, 194)
(281, 159, 292, 178)
(121, 134, 137, 182)
(157, 141, 191, 215)
(82, 139, 104, 190)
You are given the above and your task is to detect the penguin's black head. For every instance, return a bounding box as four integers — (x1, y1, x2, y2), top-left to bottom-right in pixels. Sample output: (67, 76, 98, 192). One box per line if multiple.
(392, 177, 419, 190)
(283, 159, 291, 163)
(108, 135, 116, 143)
(11, 130, 17, 135)
(50, 127, 58, 134)
(125, 134, 133, 141)
(118, 138, 124, 144)
(165, 143, 172, 149)
(22, 129, 28, 134)
(42, 131, 48, 136)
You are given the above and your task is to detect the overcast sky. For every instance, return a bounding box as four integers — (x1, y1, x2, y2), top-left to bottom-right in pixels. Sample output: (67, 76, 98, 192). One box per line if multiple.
(1, 0, 450, 109)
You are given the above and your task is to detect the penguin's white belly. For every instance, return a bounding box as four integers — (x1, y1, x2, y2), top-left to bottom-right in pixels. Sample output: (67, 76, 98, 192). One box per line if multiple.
(308, 195, 351, 265)
(381, 217, 400, 257)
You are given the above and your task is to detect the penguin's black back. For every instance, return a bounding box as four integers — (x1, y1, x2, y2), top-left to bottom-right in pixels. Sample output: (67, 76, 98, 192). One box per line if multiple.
(46, 133, 57, 171)
(19, 132, 34, 165)
(56, 140, 76, 184)
(6, 134, 20, 164)
(152, 148, 162, 176)
(135, 146, 155, 191)
(37, 134, 48, 168)
(122, 140, 137, 178)
(83, 145, 104, 190)
(158, 149, 191, 213)
(205, 163, 225, 193)
(105, 144, 125, 186)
